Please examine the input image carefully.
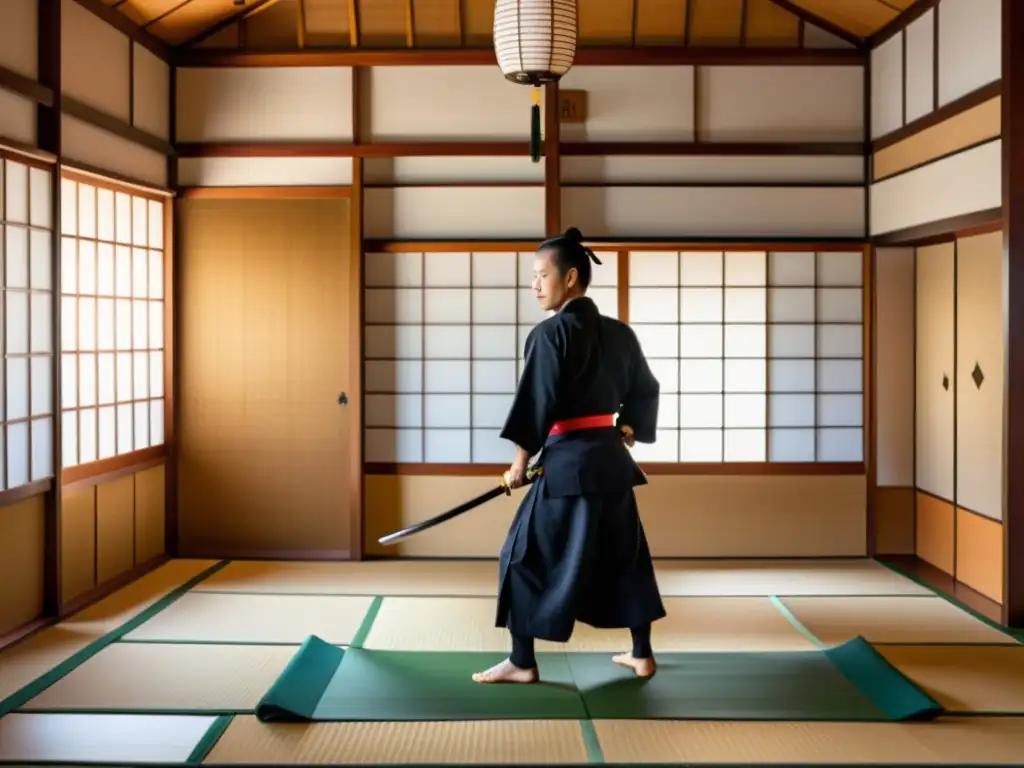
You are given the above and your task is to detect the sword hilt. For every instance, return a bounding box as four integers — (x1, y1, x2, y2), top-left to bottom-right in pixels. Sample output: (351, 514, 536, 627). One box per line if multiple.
(500, 466, 543, 495)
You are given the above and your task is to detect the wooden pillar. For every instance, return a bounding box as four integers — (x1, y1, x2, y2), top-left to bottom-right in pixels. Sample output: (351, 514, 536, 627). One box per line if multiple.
(544, 83, 561, 236)
(1002, 0, 1024, 627)
(38, 0, 63, 617)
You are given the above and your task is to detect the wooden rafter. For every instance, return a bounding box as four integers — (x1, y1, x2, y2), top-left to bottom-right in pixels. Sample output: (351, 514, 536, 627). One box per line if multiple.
(765, 0, 865, 47)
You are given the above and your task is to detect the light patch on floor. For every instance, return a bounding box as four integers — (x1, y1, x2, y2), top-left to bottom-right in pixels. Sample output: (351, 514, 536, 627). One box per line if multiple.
(0, 712, 216, 764)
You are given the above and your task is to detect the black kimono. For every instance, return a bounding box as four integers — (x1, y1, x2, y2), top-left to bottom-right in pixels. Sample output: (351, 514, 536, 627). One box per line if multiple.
(495, 295, 667, 643)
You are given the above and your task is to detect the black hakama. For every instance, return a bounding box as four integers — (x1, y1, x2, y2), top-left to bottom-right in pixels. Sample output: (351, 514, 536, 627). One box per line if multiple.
(494, 296, 667, 643)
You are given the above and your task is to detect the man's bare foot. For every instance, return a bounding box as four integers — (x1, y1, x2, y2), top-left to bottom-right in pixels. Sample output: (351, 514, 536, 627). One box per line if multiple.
(612, 653, 657, 678)
(472, 658, 539, 684)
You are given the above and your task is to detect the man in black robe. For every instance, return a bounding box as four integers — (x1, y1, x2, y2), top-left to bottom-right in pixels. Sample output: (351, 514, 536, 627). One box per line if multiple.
(472, 227, 667, 685)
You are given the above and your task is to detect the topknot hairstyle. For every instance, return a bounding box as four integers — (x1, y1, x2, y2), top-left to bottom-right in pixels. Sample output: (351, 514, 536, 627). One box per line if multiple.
(538, 226, 602, 290)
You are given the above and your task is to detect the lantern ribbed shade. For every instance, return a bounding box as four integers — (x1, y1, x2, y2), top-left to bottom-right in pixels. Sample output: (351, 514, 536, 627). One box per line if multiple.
(494, 0, 577, 86)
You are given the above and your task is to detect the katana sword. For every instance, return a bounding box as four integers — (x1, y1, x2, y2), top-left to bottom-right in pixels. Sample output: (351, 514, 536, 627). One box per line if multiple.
(377, 467, 543, 546)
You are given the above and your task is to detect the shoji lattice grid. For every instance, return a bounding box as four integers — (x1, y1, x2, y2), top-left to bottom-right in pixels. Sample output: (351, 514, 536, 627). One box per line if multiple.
(364, 250, 618, 464)
(59, 177, 166, 468)
(627, 250, 864, 463)
(1, 157, 55, 490)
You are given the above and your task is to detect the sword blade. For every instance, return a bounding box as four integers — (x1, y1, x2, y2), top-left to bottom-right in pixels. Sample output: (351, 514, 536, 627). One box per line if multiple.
(376, 468, 542, 546)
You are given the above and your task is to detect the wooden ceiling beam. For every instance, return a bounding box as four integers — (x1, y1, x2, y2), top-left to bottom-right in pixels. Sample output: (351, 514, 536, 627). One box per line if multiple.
(177, 46, 865, 67)
(177, 0, 283, 49)
(68, 0, 172, 61)
(869, 0, 939, 47)
(765, 0, 866, 48)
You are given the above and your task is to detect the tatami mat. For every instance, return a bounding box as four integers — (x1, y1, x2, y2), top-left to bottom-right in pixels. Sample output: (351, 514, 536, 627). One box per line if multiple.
(195, 560, 499, 596)
(362, 596, 816, 652)
(878, 644, 1024, 713)
(195, 558, 929, 599)
(779, 595, 1018, 646)
(122, 593, 374, 645)
(20, 642, 297, 713)
(593, 717, 1024, 764)
(1, 559, 220, 707)
(203, 717, 591, 765)
(653, 558, 931, 596)
(0, 712, 217, 764)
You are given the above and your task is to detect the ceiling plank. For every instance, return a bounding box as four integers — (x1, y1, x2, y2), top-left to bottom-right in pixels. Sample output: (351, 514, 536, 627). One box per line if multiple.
(765, 0, 865, 46)
(177, 0, 283, 48)
(297, 0, 306, 46)
(69, 0, 173, 60)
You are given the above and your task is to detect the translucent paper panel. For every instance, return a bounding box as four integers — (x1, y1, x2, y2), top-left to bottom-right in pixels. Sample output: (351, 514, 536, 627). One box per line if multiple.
(148, 200, 164, 249)
(472, 429, 510, 462)
(117, 402, 133, 454)
(725, 251, 766, 286)
(365, 428, 423, 463)
(365, 288, 421, 324)
(30, 293, 52, 353)
(724, 394, 765, 428)
(365, 360, 422, 393)
(61, 237, 77, 292)
(817, 288, 862, 322)
(680, 430, 722, 461)
(818, 325, 862, 357)
(425, 430, 470, 463)
(647, 358, 679, 393)
(472, 360, 516, 393)
(630, 252, 678, 286)
(150, 399, 165, 445)
(5, 161, 28, 223)
(97, 352, 115, 404)
(589, 287, 619, 319)
(133, 352, 148, 399)
(680, 394, 722, 429)
(680, 359, 722, 393)
(134, 401, 150, 449)
(769, 428, 815, 461)
(473, 394, 514, 428)
(31, 417, 53, 480)
(725, 288, 766, 323)
(634, 325, 678, 359)
(6, 421, 28, 487)
(423, 252, 469, 286)
(78, 183, 96, 239)
(116, 299, 131, 350)
(472, 326, 516, 359)
(61, 354, 77, 409)
(817, 360, 862, 393)
(6, 358, 28, 420)
(78, 240, 96, 294)
(29, 167, 52, 230)
(97, 299, 115, 350)
(30, 356, 51, 416)
(78, 353, 96, 407)
(817, 428, 863, 461)
(6, 225, 28, 288)
(6, 291, 28, 354)
(517, 289, 550, 324)
(817, 251, 862, 286)
(769, 251, 815, 286)
(365, 394, 423, 428)
(818, 394, 863, 427)
(133, 301, 148, 349)
(470, 289, 516, 324)
(78, 297, 96, 350)
(769, 288, 815, 322)
(471, 252, 516, 287)
(149, 352, 163, 398)
(132, 248, 148, 298)
(116, 352, 132, 402)
(680, 288, 721, 322)
(769, 394, 815, 427)
(724, 429, 765, 462)
(61, 410, 77, 467)
(364, 252, 422, 287)
(115, 192, 131, 244)
(115, 246, 132, 296)
(30, 229, 52, 291)
(724, 325, 764, 357)
(148, 251, 163, 298)
(132, 197, 148, 247)
(769, 324, 815, 359)
(769, 360, 815, 393)
(365, 325, 421, 359)
(680, 325, 722, 358)
(424, 395, 470, 428)
(61, 179, 77, 235)
(725, 359, 766, 392)
(680, 252, 722, 285)
(97, 188, 115, 243)
(424, 360, 470, 393)
(79, 407, 97, 464)
(629, 288, 677, 323)
(98, 405, 116, 459)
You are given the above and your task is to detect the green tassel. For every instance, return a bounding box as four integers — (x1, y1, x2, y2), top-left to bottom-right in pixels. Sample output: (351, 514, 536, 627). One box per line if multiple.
(530, 102, 541, 163)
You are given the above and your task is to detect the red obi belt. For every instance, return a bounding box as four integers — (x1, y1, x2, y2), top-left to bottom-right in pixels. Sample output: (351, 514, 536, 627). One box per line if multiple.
(548, 414, 615, 436)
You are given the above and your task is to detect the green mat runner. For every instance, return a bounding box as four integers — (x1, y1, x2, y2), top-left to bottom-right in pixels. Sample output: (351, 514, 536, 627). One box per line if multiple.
(254, 635, 942, 723)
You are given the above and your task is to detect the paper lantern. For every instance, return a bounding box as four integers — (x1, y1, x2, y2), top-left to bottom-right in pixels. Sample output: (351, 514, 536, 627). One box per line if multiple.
(493, 0, 578, 162)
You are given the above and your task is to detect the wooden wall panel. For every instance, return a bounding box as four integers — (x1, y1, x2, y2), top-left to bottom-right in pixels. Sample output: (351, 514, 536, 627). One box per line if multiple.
(875, 487, 915, 555)
(365, 474, 867, 558)
(916, 490, 955, 574)
(179, 157, 354, 187)
(915, 242, 955, 504)
(132, 43, 171, 141)
(562, 186, 864, 238)
(60, 0, 131, 121)
(869, 140, 1001, 236)
(956, 507, 1003, 602)
(365, 157, 544, 185)
(96, 475, 135, 584)
(560, 156, 864, 185)
(61, 114, 169, 188)
(60, 487, 96, 604)
(696, 66, 864, 142)
(955, 230, 1004, 522)
(364, 187, 544, 240)
(59, 466, 168, 606)
(177, 198, 354, 557)
(0, 89, 36, 145)
(175, 67, 354, 142)
(0, 0, 38, 78)
(874, 247, 915, 489)
(872, 96, 1001, 182)
(870, 0, 1000, 142)
(0, 495, 46, 636)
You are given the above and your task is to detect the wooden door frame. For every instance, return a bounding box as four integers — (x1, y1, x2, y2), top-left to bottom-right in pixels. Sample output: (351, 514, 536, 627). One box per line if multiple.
(175, 184, 363, 561)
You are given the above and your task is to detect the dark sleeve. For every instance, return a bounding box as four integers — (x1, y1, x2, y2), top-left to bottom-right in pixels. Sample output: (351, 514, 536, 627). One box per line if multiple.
(499, 326, 563, 456)
(617, 330, 660, 444)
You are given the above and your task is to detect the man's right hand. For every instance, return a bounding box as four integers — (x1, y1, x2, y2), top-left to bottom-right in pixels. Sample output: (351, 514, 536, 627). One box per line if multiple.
(620, 424, 636, 447)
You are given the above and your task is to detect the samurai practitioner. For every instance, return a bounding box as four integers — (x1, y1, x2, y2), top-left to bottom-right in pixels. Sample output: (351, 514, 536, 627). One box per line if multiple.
(473, 227, 667, 685)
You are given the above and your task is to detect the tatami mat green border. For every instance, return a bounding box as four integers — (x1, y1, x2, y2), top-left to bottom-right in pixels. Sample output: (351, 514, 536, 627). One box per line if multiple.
(187, 714, 234, 765)
(0, 560, 230, 718)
